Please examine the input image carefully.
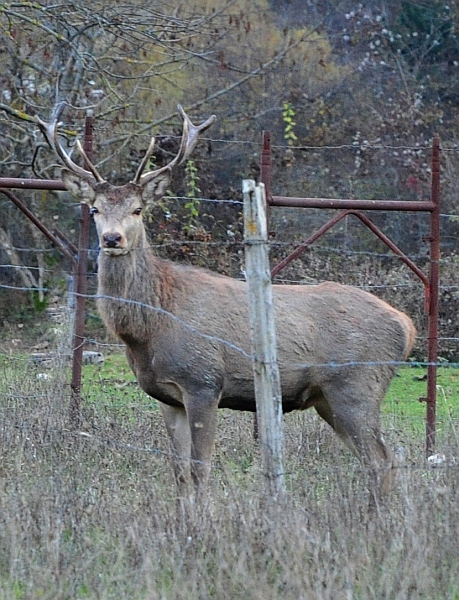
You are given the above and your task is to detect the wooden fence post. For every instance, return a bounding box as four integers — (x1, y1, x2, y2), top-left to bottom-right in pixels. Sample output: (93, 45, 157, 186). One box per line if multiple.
(243, 179, 285, 500)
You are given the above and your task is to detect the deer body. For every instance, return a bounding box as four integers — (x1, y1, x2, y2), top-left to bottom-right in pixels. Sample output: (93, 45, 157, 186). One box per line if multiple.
(93, 234, 414, 498)
(97, 249, 413, 417)
(37, 105, 416, 503)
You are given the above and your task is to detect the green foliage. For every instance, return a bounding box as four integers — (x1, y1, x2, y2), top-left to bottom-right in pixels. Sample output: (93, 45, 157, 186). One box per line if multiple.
(183, 158, 202, 231)
(281, 101, 298, 146)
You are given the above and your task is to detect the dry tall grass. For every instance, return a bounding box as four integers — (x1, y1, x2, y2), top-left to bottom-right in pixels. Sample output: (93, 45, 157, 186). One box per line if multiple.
(1, 355, 458, 600)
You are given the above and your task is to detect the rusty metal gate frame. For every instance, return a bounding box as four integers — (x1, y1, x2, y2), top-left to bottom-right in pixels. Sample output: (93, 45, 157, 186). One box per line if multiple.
(0, 121, 442, 451)
(0, 112, 95, 427)
(260, 132, 441, 455)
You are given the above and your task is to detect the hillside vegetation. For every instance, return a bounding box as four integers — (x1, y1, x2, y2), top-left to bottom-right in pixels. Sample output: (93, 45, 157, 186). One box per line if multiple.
(1, 1, 459, 357)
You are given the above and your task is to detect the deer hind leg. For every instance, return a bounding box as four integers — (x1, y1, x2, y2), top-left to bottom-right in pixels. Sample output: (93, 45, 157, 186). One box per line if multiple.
(314, 382, 394, 507)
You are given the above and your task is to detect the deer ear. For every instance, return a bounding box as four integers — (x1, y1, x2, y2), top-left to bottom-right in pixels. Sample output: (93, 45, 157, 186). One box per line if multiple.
(61, 168, 96, 205)
(141, 170, 171, 205)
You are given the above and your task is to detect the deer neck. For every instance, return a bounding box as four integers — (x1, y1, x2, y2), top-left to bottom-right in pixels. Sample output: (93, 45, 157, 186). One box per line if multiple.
(96, 243, 172, 345)
(97, 245, 149, 296)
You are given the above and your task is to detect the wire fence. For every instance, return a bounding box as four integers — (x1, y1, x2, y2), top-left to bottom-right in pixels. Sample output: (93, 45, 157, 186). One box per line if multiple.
(2, 220, 459, 361)
(2, 134, 459, 474)
(4, 422, 459, 475)
(2, 339, 458, 478)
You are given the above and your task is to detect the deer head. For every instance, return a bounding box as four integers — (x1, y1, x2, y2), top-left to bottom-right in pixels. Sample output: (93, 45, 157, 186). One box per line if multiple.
(35, 104, 216, 255)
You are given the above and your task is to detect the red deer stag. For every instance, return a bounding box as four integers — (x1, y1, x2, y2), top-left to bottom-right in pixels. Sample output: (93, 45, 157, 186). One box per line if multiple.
(36, 105, 416, 505)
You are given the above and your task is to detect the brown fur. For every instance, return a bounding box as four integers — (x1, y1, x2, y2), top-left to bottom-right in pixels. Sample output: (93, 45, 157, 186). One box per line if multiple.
(61, 166, 416, 508)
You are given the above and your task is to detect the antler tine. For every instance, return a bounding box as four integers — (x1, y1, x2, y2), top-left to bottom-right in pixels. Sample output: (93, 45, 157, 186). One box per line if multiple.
(34, 103, 105, 183)
(136, 105, 216, 185)
(175, 104, 216, 164)
(75, 140, 105, 183)
(132, 137, 156, 184)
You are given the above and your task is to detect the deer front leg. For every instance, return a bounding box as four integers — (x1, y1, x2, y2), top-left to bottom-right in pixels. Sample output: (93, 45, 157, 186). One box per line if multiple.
(185, 392, 219, 490)
(159, 403, 192, 500)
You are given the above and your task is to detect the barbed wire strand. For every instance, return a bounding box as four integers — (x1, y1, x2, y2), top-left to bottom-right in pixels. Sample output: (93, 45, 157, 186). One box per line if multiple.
(3, 277, 459, 293)
(6, 423, 459, 474)
(2, 287, 459, 368)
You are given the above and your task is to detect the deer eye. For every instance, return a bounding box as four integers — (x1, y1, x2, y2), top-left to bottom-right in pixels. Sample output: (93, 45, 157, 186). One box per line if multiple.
(90, 207, 99, 216)
(133, 207, 142, 216)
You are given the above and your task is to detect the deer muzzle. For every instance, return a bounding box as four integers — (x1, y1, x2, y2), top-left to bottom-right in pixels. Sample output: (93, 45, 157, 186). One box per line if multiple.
(101, 232, 128, 255)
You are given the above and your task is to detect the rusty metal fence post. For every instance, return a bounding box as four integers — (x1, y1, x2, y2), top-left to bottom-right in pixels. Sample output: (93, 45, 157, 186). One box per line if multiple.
(69, 110, 93, 427)
(426, 136, 441, 453)
(0, 110, 95, 428)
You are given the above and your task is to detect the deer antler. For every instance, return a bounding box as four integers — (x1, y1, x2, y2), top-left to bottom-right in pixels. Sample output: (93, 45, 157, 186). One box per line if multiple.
(133, 104, 216, 185)
(34, 102, 105, 184)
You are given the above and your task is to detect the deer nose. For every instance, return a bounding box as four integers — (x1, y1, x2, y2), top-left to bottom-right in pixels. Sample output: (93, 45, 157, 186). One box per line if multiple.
(102, 233, 122, 248)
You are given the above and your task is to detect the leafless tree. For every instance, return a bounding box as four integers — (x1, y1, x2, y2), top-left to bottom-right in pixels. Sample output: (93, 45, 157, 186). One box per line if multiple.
(0, 1, 320, 301)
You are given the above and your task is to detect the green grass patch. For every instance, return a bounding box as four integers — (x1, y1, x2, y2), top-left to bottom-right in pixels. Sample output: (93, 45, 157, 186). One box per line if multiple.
(384, 366, 459, 445)
(2, 352, 459, 430)
(82, 353, 160, 417)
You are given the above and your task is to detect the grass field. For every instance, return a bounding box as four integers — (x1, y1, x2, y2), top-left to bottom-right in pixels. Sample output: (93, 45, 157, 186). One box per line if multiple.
(0, 351, 458, 599)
